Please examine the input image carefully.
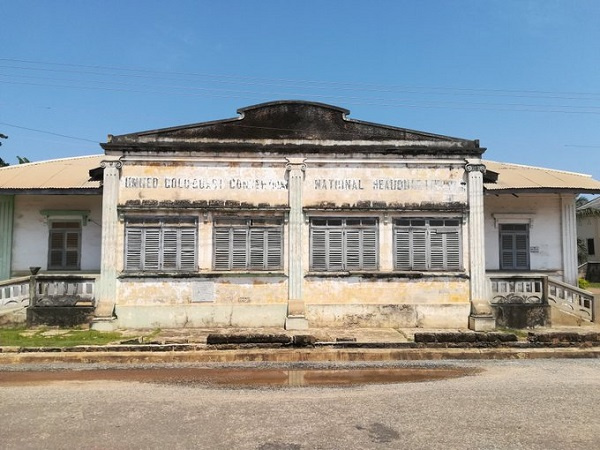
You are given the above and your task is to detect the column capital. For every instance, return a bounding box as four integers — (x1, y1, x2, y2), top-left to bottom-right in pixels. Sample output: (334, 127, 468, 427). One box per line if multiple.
(100, 160, 123, 170)
(465, 162, 486, 174)
(285, 157, 307, 172)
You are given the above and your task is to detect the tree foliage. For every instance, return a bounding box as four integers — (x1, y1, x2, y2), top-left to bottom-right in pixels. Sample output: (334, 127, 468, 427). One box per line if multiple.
(0, 133, 30, 166)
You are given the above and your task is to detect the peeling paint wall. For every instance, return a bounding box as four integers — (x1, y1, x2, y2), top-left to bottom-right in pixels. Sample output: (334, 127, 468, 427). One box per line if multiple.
(12, 195, 102, 275)
(112, 155, 472, 328)
(484, 194, 562, 272)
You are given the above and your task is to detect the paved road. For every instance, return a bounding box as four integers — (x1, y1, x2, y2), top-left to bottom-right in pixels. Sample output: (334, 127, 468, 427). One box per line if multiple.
(1, 360, 599, 450)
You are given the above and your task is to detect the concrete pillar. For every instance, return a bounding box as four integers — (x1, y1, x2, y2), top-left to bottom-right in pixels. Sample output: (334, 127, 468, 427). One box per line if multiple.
(285, 157, 308, 330)
(561, 194, 578, 286)
(91, 160, 122, 330)
(465, 161, 495, 331)
(0, 195, 14, 280)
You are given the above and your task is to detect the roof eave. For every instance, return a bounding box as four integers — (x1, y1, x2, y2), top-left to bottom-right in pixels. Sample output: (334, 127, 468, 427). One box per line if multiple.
(0, 188, 102, 195)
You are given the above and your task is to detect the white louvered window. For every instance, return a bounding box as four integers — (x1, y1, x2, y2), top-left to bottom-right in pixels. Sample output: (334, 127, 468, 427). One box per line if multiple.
(125, 217, 197, 272)
(213, 217, 283, 271)
(499, 224, 529, 270)
(394, 218, 461, 271)
(310, 218, 378, 271)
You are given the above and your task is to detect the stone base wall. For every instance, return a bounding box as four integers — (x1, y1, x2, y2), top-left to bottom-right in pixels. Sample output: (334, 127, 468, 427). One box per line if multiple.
(115, 304, 288, 329)
(307, 303, 470, 328)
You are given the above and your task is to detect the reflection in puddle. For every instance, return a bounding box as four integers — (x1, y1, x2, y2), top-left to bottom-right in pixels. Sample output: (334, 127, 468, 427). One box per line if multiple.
(0, 367, 479, 387)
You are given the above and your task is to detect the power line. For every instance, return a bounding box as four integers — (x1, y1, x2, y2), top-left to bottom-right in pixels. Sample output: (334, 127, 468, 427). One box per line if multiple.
(2, 78, 600, 115)
(2, 57, 600, 99)
(0, 122, 99, 143)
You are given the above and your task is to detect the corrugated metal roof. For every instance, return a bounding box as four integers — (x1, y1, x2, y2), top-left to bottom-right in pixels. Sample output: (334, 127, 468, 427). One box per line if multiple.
(1, 154, 599, 194)
(0, 155, 104, 190)
(483, 160, 600, 193)
(577, 196, 600, 211)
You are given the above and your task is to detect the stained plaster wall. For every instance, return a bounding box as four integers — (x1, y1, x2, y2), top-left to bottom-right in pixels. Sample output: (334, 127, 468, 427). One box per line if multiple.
(577, 216, 600, 261)
(11, 195, 102, 275)
(484, 194, 563, 273)
(113, 157, 473, 328)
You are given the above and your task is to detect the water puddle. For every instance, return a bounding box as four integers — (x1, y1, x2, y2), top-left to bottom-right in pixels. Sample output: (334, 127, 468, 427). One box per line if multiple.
(0, 366, 478, 387)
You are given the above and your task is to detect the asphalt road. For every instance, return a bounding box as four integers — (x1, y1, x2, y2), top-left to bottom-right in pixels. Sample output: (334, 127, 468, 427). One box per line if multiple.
(1, 359, 599, 450)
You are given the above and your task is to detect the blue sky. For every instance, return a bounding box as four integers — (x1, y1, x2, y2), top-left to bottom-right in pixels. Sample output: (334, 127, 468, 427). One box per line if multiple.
(1, 1, 599, 179)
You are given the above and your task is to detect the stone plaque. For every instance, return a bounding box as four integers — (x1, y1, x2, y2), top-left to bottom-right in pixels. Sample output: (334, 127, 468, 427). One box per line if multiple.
(192, 281, 215, 303)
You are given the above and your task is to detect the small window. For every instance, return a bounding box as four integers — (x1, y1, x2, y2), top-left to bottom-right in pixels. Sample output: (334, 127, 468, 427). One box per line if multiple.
(213, 217, 283, 271)
(125, 217, 197, 272)
(48, 221, 82, 270)
(499, 224, 529, 270)
(393, 218, 461, 271)
(587, 238, 595, 256)
(310, 217, 378, 271)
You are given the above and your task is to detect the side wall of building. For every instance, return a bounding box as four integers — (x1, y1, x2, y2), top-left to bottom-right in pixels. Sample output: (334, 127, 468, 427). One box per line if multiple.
(11, 195, 103, 275)
(484, 194, 563, 274)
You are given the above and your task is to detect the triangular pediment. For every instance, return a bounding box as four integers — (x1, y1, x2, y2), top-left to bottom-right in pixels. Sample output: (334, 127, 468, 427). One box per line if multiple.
(102, 100, 482, 155)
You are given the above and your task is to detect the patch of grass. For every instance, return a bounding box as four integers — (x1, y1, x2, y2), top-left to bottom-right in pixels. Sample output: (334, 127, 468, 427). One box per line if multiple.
(0, 327, 125, 347)
(496, 328, 530, 339)
(584, 282, 600, 290)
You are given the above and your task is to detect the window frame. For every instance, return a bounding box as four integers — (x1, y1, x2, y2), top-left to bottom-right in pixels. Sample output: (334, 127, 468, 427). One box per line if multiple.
(393, 217, 462, 272)
(309, 217, 379, 272)
(498, 223, 530, 271)
(213, 217, 284, 271)
(47, 220, 82, 271)
(124, 217, 198, 272)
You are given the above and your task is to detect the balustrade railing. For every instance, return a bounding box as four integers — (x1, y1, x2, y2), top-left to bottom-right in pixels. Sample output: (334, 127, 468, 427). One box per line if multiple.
(31, 274, 97, 307)
(547, 276, 594, 321)
(489, 276, 545, 304)
(0, 276, 30, 310)
(489, 274, 594, 322)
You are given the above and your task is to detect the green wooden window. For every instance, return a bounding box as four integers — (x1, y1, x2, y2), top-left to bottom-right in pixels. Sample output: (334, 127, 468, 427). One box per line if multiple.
(394, 218, 461, 271)
(310, 218, 378, 271)
(125, 217, 197, 271)
(213, 217, 283, 271)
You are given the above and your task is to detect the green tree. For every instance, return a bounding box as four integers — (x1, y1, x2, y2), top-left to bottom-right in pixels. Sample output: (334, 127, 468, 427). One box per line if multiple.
(0, 133, 30, 166)
(0, 133, 8, 167)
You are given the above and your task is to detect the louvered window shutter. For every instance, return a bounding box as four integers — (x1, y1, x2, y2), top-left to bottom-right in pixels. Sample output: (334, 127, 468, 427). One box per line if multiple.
(214, 228, 232, 270)
(125, 228, 143, 270)
(231, 228, 248, 269)
(345, 229, 361, 270)
(445, 230, 461, 270)
(394, 219, 461, 271)
(411, 229, 428, 270)
(361, 228, 378, 270)
(311, 228, 328, 271)
(49, 231, 65, 268)
(327, 229, 344, 271)
(249, 229, 265, 269)
(143, 229, 161, 271)
(395, 228, 411, 270)
(64, 232, 80, 269)
(162, 228, 179, 270)
(429, 231, 445, 270)
(179, 228, 197, 270)
(266, 229, 282, 270)
(515, 234, 529, 269)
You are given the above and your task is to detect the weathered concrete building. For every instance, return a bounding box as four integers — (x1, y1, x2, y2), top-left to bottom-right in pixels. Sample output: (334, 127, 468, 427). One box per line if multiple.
(1, 101, 599, 330)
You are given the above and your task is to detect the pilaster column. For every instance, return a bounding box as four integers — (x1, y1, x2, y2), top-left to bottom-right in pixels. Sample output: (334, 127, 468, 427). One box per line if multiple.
(285, 158, 309, 330)
(465, 161, 495, 331)
(92, 160, 122, 330)
(560, 194, 578, 286)
(0, 195, 14, 281)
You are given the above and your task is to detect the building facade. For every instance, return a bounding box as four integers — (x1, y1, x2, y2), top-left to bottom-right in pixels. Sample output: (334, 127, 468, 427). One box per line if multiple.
(2, 101, 599, 329)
